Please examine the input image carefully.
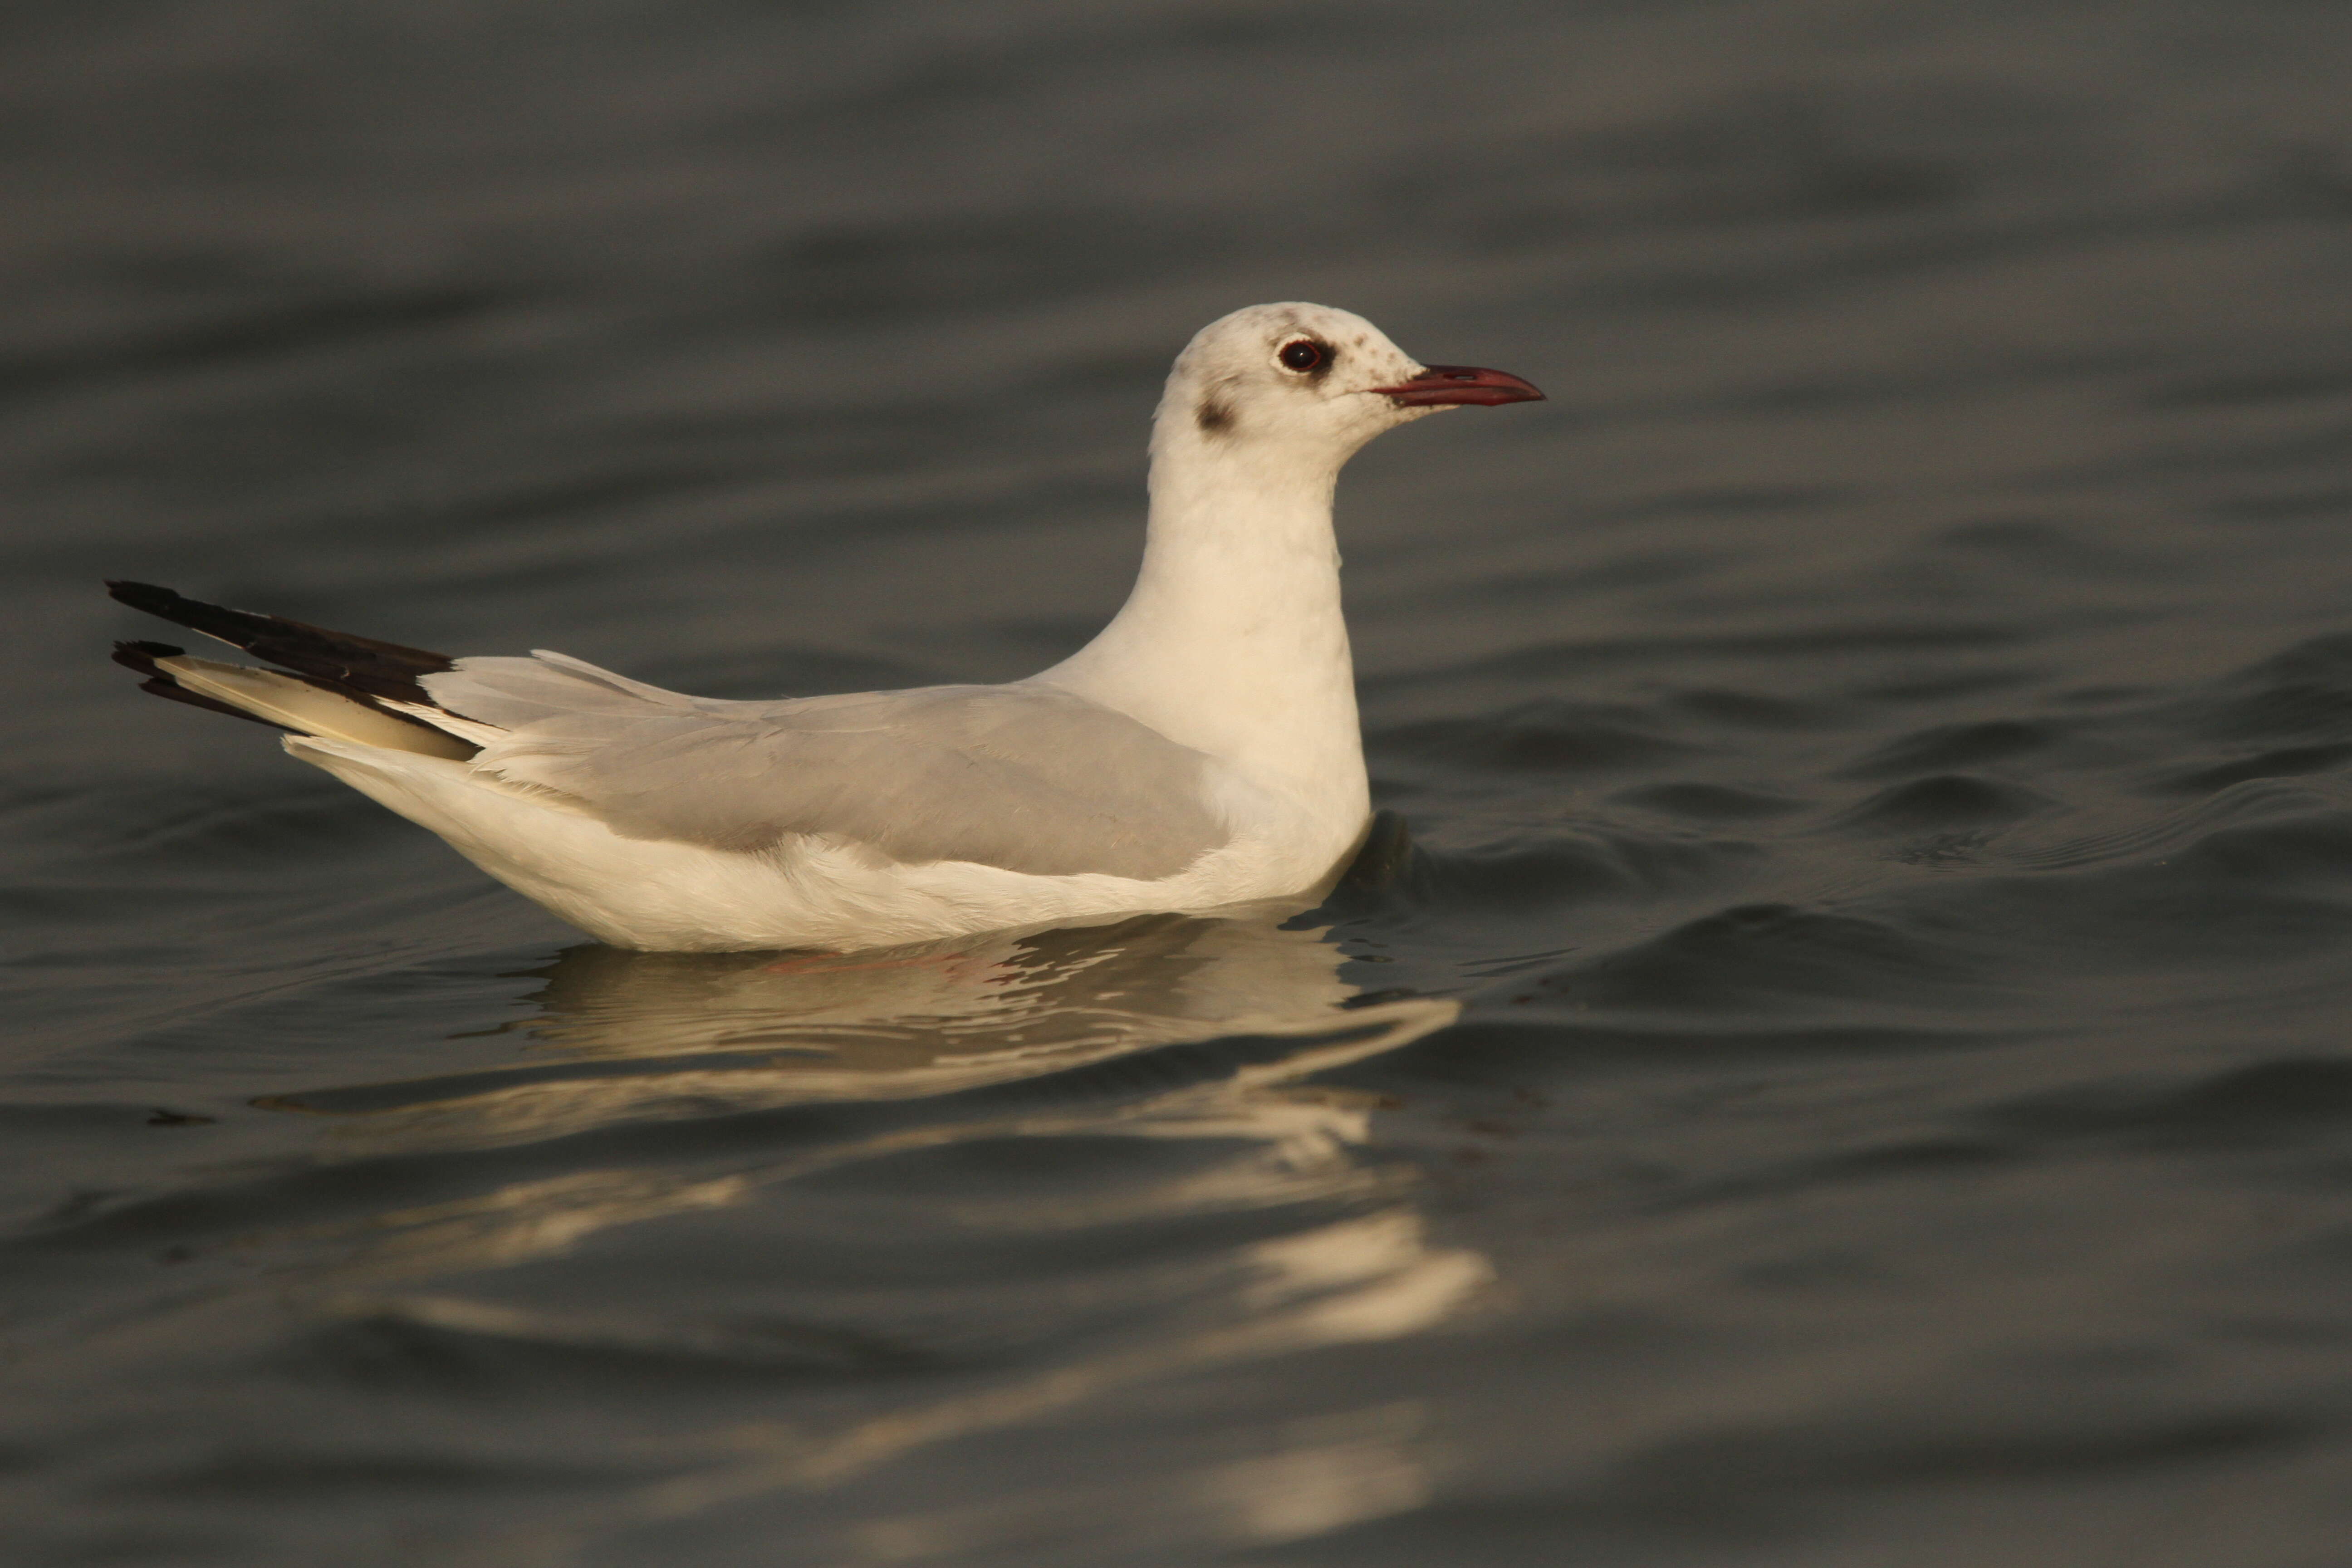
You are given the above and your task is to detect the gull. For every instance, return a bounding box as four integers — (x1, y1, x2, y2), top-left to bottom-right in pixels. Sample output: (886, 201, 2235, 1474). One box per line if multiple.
(107, 303, 1543, 951)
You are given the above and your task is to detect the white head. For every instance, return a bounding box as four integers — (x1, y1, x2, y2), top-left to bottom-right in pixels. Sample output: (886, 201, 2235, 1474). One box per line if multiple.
(1152, 302, 1543, 477)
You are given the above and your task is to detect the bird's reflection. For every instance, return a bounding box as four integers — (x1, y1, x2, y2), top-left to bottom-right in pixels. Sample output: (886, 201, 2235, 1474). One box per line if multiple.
(279, 908, 1408, 1157)
(249, 884, 1484, 1558)
(529, 907, 1367, 1064)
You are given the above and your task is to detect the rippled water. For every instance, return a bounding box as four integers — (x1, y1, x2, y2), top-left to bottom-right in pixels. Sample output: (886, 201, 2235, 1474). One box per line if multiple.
(8, 2, 2352, 1563)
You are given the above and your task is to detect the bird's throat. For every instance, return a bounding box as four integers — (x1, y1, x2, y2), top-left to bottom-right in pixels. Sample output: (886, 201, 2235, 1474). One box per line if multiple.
(1034, 448, 1369, 826)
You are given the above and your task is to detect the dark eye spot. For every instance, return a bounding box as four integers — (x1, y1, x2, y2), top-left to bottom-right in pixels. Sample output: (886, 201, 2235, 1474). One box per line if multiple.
(1279, 339, 1329, 373)
(1196, 397, 1234, 435)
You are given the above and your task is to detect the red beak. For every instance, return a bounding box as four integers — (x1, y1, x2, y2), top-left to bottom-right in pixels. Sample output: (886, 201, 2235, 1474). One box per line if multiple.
(1370, 363, 1546, 407)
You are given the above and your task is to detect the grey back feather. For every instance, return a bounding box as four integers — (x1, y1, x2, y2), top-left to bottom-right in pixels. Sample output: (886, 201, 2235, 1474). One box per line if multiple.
(423, 657, 1229, 881)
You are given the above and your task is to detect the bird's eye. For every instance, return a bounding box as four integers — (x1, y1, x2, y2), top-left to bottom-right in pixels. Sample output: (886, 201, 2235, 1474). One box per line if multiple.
(1279, 339, 1327, 372)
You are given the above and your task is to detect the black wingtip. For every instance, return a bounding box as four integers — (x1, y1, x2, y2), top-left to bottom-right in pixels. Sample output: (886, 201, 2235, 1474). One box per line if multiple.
(106, 579, 249, 639)
(103, 577, 458, 704)
(106, 580, 179, 614)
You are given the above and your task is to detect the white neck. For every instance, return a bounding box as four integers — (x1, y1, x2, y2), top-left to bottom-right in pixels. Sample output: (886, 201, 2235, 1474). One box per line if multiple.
(1033, 419, 1370, 838)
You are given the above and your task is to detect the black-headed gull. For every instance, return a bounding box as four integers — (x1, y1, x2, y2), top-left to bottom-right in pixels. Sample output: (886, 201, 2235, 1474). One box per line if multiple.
(108, 303, 1543, 951)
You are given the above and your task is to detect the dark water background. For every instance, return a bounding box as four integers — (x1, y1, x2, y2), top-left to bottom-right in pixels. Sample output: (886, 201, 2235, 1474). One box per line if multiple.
(8, 2, 2352, 1563)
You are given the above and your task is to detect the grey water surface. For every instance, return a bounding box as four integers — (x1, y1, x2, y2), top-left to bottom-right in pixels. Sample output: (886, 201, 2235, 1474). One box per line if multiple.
(7, 2, 2352, 1563)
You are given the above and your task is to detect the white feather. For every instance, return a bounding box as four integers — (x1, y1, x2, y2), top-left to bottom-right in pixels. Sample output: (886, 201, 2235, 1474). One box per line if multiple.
(158, 656, 472, 760)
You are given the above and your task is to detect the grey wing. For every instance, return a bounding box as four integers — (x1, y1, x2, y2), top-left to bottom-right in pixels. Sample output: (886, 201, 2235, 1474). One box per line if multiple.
(421, 656, 1230, 881)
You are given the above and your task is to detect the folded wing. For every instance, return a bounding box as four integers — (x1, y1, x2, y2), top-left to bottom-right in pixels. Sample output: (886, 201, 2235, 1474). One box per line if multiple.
(428, 658, 1230, 881)
(107, 581, 1230, 882)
